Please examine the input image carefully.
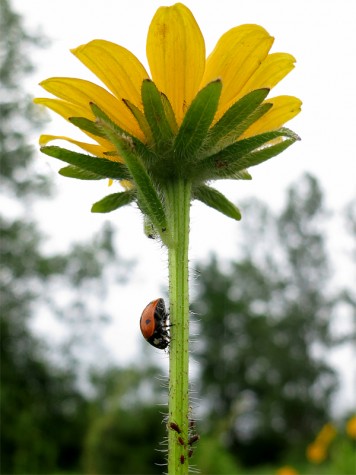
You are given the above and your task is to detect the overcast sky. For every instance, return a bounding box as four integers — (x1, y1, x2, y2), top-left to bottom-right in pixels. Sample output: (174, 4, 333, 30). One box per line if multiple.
(12, 0, 356, 410)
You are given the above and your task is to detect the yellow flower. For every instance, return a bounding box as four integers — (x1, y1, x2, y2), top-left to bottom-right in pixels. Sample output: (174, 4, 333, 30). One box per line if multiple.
(276, 465, 299, 475)
(316, 423, 337, 446)
(35, 2, 301, 158)
(316, 423, 337, 445)
(306, 442, 327, 464)
(346, 415, 356, 439)
(35, 3, 301, 229)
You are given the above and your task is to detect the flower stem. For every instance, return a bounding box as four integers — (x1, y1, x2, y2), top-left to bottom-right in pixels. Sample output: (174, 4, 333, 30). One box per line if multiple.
(166, 179, 191, 475)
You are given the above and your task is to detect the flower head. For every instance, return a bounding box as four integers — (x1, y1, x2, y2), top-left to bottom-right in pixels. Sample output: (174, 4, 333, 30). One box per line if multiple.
(35, 3, 301, 244)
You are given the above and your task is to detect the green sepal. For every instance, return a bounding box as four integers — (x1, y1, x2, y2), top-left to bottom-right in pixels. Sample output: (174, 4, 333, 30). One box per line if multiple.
(212, 128, 299, 161)
(205, 88, 270, 149)
(238, 135, 298, 170)
(59, 165, 103, 180)
(90, 102, 157, 167)
(141, 79, 174, 148)
(193, 184, 241, 221)
(160, 93, 178, 135)
(69, 117, 106, 138)
(40, 146, 131, 180)
(174, 80, 222, 159)
(236, 169, 253, 180)
(206, 103, 273, 155)
(198, 128, 299, 180)
(123, 99, 153, 144)
(91, 190, 136, 213)
(91, 103, 170, 245)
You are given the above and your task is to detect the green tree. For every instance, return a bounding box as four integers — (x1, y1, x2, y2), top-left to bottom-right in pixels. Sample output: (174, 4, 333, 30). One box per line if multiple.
(0, 1, 130, 472)
(192, 174, 340, 467)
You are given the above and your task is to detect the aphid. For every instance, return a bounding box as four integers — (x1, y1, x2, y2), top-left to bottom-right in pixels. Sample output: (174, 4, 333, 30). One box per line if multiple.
(188, 448, 193, 458)
(180, 454, 185, 465)
(169, 422, 181, 434)
(140, 298, 170, 349)
(188, 434, 200, 446)
(178, 436, 185, 446)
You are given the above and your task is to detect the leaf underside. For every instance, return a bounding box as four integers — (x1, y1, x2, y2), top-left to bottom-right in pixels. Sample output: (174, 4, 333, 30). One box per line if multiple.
(91, 190, 136, 213)
(194, 184, 242, 221)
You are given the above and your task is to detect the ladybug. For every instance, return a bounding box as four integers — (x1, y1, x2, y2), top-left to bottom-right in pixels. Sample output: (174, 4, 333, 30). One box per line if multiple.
(140, 298, 170, 349)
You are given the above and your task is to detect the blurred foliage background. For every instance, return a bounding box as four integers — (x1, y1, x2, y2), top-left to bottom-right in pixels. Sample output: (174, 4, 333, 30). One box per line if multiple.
(1, 0, 355, 473)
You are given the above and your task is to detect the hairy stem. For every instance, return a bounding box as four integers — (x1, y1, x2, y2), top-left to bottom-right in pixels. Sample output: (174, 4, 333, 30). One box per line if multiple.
(166, 179, 191, 474)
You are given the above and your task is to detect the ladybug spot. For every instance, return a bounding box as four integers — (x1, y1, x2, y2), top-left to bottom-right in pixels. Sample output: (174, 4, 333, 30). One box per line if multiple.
(145, 318, 151, 325)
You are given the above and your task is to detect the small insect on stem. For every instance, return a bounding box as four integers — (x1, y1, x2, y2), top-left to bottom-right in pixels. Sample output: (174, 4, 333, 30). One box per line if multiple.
(189, 419, 196, 428)
(180, 455, 185, 465)
(178, 436, 185, 446)
(169, 422, 181, 434)
(188, 434, 200, 446)
(188, 449, 193, 458)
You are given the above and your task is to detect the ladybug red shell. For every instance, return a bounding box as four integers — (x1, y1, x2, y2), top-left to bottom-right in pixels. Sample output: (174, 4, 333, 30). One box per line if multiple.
(140, 298, 170, 349)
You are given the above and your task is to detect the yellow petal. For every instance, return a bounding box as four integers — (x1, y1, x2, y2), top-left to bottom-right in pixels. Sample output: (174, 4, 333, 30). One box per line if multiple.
(203, 25, 274, 116)
(146, 3, 205, 125)
(71, 39, 149, 107)
(39, 134, 108, 157)
(34, 97, 113, 149)
(237, 52, 296, 100)
(242, 95, 302, 137)
(34, 97, 90, 120)
(39, 134, 124, 163)
(39, 77, 144, 140)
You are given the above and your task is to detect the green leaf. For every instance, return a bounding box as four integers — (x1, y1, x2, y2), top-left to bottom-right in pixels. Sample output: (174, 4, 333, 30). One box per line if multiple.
(206, 88, 270, 149)
(69, 117, 106, 138)
(92, 103, 170, 244)
(40, 146, 131, 180)
(59, 165, 103, 180)
(91, 190, 136, 213)
(194, 184, 241, 221)
(198, 128, 300, 180)
(174, 80, 222, 158)
(141, 79, 174, 148)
